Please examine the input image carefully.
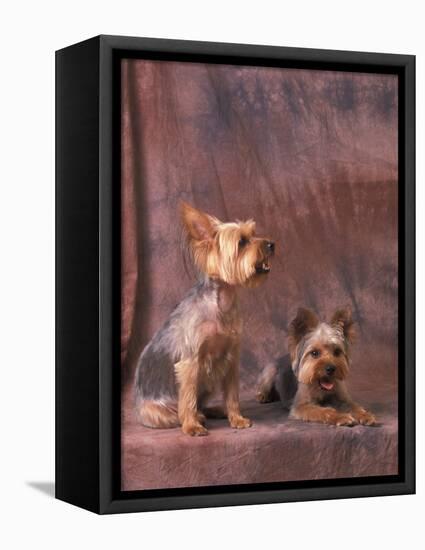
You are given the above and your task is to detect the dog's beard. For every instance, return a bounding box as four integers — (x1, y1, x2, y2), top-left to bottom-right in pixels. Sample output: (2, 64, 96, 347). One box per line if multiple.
(213, 253, 272, 287)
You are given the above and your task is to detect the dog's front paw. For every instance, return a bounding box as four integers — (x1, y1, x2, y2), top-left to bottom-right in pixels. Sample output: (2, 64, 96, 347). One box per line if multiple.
(332, 412, 357, 426)
(229, 416, 252, 429)
(182, 422, 209, 436)
(323, 410, 357, 426)
(353, 409, 377, 426)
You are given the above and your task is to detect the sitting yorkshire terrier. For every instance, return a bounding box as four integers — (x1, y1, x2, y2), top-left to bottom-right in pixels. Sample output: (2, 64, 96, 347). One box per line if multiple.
(256, 307, 376, 426)
(135, 202, 275, 436)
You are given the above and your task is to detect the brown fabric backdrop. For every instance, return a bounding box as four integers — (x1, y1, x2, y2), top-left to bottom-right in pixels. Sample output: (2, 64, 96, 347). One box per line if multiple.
(121, 59, 398, 400)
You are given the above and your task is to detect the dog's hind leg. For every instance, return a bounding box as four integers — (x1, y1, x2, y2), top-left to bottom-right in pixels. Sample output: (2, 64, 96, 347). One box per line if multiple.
(256, 363, 279, 403)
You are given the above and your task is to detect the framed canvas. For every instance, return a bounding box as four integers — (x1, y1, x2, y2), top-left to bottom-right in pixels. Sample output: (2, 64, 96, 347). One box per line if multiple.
(56, 35, 415, 514)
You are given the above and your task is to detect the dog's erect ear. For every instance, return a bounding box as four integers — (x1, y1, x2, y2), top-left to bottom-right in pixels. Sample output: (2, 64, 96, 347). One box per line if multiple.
(180, 202, 220, 242)
(331, 308, 355, 343)
(288, 308, 319, 358)
(289, 308, 320, 341)
(240, 219, 256, 237)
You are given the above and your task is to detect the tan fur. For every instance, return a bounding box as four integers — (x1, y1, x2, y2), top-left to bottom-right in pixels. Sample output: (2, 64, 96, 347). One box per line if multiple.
(134, 202, 274, 436)
(174, 334, 250, 435)
(288, 307, 319, 362)
(180, 202, 273, 288)
(256, 364, 278, 403)
(137, 400, 179, 429)
(297, 343, 349, 385)
(288, 308, 376, 427)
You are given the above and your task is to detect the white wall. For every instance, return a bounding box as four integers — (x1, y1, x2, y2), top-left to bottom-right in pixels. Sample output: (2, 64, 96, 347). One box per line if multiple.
(0, 1, 422, 548)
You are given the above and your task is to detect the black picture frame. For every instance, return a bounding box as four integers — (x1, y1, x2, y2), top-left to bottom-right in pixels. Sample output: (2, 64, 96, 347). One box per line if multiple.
(56, 35, 415, 514)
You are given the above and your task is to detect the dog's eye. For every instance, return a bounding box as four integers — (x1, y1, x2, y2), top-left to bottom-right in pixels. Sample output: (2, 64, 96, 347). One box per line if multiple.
(238, 237, 249, 248)
(311, 349, 320, 358)
(333, 348, 342, 357)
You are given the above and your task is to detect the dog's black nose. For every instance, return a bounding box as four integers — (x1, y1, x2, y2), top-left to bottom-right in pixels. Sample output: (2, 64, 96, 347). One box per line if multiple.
(325, 365, 336, 375)
(266, 241, 275, 253)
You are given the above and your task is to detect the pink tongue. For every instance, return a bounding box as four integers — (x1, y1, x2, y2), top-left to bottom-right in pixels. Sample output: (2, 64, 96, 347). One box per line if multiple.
(320, 381, 334, 391)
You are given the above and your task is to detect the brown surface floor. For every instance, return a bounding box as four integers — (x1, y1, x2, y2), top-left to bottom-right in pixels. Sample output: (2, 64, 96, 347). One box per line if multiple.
(122, 387, 397, 491)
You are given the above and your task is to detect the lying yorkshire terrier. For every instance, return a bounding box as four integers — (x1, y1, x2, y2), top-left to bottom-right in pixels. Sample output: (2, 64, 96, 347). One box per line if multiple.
(135, 202, 275, 436)
(256, 307, 376, 427)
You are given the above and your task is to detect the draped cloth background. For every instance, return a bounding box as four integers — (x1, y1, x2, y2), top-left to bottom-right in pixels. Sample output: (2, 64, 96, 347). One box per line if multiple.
(120, 59, 398, 490)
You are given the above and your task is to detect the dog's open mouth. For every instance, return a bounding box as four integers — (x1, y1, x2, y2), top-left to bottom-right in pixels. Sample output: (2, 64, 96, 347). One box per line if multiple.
(255, 261, 271, 274)
(319, 378, 335, 391)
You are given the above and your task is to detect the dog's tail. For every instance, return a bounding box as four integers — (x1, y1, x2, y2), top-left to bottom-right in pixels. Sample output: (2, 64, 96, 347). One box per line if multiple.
(137, 399, 179, 429)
